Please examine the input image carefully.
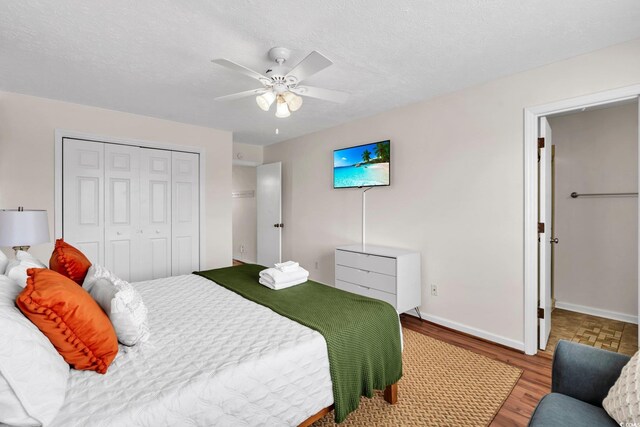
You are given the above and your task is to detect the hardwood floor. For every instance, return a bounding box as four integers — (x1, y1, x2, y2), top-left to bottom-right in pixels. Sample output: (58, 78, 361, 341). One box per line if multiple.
(542, 308, 638, 357)
(400, 314, 551, 426)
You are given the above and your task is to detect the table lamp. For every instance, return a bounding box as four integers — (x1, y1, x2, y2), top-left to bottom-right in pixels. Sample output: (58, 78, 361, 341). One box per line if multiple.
(0, 207, 50, 253)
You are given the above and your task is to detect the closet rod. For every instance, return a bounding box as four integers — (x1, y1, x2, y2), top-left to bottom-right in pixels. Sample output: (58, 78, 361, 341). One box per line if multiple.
(570, 191, 638, 198)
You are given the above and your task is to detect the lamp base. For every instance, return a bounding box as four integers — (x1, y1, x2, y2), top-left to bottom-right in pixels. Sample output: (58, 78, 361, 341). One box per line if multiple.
(12, 246, 30, 253)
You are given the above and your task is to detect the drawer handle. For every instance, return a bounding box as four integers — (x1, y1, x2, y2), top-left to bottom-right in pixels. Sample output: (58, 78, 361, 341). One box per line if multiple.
(359, 269, 370, 273)
(358, 285, 370, 290)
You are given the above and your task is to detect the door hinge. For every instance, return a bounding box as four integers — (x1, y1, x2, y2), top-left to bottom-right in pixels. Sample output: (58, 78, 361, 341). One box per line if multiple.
(538, 222, 545, 233)
(538, 307, 544, 319)
(538, 137, 545, 149)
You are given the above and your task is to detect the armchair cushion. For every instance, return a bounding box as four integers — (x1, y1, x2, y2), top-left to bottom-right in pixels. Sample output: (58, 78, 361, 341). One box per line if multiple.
(552, 340, 630, 407)
(529, 393, 618, 427)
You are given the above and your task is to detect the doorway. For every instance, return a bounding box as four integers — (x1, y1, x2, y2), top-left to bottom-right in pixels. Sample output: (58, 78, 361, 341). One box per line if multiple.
(541, 103, 639, 356)
(232, 165, 258, 264)
(231, 162, 282, 266)
(256, 162, 282, 266)
(524, 85, 640, 355)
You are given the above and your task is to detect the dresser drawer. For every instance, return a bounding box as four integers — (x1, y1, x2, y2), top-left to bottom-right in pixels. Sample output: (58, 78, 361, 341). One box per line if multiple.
(335, 250, 396, 276)
(335, 265, 396, 294)
(336, 280, 396, 308)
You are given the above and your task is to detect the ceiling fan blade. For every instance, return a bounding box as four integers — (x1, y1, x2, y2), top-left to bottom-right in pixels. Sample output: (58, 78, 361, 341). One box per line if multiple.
(214, 88, 267, 102)
(291, 86, 349, 103)
(211, 59, 270, 82)
(285, 51, 333, 83)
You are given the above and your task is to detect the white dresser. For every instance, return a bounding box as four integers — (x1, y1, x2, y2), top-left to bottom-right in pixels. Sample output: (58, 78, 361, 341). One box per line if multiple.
(335, 245, 421, 316)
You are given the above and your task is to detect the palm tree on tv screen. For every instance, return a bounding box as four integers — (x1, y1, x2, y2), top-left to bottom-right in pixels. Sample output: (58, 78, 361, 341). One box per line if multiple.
(375, 141, 390, 162)
(362, 149, 371, 163)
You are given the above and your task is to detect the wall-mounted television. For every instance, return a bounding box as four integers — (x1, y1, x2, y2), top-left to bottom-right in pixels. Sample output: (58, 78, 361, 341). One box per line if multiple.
(333, 140, 391, 189)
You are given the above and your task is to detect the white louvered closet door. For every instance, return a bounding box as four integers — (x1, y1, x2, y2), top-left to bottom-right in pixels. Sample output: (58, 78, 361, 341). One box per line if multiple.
(171, 151, 200, 275)
(104, 144, 140, 282)
(139, 148, 172, 280)
(62, 138, 105, 265)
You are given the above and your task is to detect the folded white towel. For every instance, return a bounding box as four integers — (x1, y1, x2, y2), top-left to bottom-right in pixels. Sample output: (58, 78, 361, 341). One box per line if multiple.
(259, 271, 309, 287)
(260, 274, 307, 286)
(274, 261, 300, 273)
(259, 276, 307, 290)
(259, 267, 309, 284)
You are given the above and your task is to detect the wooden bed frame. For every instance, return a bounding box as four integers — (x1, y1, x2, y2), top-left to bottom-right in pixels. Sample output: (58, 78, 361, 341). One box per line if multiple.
(298, 383, 398, 427)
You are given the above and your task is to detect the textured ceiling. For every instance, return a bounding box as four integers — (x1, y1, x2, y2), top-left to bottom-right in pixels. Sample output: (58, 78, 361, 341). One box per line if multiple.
(1, 1, 640, 145)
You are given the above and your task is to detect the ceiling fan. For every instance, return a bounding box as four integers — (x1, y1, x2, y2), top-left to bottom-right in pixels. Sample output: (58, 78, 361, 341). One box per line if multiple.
(212, 47, 349, 118)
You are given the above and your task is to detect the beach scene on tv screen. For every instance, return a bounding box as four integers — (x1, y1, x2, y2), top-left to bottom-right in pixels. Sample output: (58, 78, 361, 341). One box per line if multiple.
(334, 141, 390, 188)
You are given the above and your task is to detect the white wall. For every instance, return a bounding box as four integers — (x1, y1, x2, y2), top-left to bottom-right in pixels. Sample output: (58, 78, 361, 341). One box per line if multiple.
(550, 103, 638, 319)
(264, 38, 640, 349)
(233, 142, 263, 165)
(0, 91, 233, 269)
(232, 165, 257, 263)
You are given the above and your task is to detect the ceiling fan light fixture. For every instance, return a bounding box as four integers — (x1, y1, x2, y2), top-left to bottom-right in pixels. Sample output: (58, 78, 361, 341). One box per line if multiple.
(275, 96, 291, 118)
(256, 91, 276, 111)
(283, 92, 303, 112)
(212, 48, 349, 119)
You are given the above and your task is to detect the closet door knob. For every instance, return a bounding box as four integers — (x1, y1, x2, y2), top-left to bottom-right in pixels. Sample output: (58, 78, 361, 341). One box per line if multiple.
(156, 230, 160, 234)
(116, 231, 122, 235)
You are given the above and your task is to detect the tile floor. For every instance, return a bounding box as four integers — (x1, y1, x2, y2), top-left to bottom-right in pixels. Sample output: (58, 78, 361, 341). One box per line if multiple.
(543, 308, 638, 356)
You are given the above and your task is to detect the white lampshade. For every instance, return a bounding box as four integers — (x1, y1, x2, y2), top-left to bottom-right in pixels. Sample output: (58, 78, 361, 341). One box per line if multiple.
(282, 92, 303, 112)
(256, 91, 276, 111)
(275, 97, 291, 118)
(0, 209, 50, 249)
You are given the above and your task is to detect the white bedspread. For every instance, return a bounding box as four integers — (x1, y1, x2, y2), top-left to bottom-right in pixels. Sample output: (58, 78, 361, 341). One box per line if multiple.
(50, 274, 333, 427)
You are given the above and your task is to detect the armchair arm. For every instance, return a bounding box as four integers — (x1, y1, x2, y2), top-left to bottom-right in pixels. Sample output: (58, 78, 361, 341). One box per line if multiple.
(552, 340, 630, 407)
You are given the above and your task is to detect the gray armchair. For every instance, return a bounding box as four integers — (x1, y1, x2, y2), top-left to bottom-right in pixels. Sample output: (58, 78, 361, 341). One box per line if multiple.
(528, 340, 630, 426)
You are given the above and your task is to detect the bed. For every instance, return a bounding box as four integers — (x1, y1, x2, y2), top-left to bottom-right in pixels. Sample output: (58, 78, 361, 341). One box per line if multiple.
(49, 265, 402, 426)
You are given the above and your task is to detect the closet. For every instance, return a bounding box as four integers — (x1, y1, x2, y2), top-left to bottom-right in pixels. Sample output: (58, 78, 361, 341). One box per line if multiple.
(61, 138, 200, 282)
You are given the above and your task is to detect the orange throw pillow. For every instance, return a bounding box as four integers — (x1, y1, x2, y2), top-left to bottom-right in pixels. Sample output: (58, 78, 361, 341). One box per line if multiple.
(16, 268, 118, 374)
(49, 239, 92, 284)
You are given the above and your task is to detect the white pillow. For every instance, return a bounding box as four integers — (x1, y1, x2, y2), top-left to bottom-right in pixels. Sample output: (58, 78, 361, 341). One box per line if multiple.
(83, 265, 150, 346)
(0, 275, 69, 426)
(603, 351, 640, 423)
(0, 251, 8, 275)
(5, 251, 46, 287)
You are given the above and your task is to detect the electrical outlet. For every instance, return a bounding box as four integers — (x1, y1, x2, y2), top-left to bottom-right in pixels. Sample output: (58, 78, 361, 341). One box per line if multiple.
(315, 261, 319, 270)
(431, 284, 438, 296)
(240, 245, 245, 254)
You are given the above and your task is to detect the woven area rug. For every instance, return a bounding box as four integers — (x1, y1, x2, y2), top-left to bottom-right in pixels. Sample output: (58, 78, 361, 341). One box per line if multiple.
(313, 328, 522, 426)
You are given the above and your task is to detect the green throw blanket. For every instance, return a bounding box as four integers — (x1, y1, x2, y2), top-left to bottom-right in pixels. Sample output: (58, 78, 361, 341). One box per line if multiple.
(195, 264, 402, 423)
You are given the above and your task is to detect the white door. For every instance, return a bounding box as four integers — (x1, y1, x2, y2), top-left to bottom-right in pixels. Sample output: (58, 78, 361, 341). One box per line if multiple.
(257, 162, 282, 266)
(104, 144, 140, 282)
(171, 151, 200, 275)
(539, 117, 553, 350)
(140, 148, 172, 279)
(62, 138, 105, 265)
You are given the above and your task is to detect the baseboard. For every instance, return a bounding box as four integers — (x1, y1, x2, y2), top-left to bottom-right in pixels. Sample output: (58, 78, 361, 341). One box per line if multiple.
(405, 311, 525, 352)
(555, 301, 638, 324)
